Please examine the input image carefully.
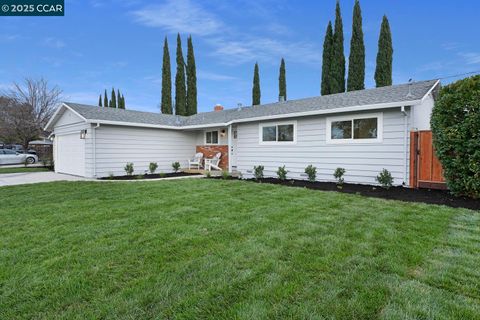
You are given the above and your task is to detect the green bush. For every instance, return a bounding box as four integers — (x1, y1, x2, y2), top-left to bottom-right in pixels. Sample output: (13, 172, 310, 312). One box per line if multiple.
(376, 168, 393, 189)
(149, 162, 158, 174)
(124, 163, 134, 176)
(172, 162, 181, 173)
(304, 165, 317, 182)
(333, 167, 346, 185)
(253, 165, 264, 180)
(276, 165, 288, 181)
(221, 170, 230, 180)
(431, 75, 480, 198)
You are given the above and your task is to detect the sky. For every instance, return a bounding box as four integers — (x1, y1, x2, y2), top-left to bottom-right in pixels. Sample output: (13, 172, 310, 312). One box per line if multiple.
(0, 0, 479, 113)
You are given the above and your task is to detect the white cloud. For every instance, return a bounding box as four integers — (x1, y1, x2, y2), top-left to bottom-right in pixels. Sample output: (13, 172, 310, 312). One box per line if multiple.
(197, 71, 237, 81)
(43, 37, 65, 49)
(132, 0, 223, 36)
(460, 52, 480, 65)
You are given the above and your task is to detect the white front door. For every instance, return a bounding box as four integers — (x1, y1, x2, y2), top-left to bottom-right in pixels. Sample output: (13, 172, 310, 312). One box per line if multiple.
(230, 125, 238, 170)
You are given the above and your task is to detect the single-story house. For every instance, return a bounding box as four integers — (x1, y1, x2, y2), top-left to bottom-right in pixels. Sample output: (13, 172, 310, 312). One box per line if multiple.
(45, 79, 440, 186)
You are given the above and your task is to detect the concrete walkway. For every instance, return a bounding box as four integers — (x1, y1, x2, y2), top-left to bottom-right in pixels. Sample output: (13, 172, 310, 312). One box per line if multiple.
(0, 172, 88, 187)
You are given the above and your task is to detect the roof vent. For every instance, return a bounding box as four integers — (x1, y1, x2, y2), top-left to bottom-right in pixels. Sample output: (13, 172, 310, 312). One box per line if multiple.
(214, 104, 224, 112)
(406, 79, 414, 98)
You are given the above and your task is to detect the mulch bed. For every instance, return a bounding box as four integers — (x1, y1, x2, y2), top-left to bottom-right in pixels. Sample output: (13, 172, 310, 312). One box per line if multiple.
(100, 172, 201, 181)
(212, 177, 479, 211)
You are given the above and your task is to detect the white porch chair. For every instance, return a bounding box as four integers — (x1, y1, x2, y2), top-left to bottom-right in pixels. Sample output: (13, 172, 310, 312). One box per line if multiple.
(205, 152, 222, 171)
(188, 152, 204, 170)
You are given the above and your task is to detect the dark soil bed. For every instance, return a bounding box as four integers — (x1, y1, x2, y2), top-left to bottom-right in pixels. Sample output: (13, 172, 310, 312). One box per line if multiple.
(100, 172, 201, 180)
(213, 177, 479, 210)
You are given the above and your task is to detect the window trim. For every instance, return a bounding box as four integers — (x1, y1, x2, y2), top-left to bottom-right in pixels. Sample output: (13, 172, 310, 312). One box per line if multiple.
(205, 130, 219, 145)
(326, 112, 383, 144)
(258, 120, 297, 145)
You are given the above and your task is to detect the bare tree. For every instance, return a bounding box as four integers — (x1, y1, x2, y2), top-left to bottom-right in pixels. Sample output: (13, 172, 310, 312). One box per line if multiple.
(0, 78, 62, 150)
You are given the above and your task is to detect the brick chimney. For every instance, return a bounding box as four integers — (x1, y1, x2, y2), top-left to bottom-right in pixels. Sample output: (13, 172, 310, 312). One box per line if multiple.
(214, 104, 224, 112)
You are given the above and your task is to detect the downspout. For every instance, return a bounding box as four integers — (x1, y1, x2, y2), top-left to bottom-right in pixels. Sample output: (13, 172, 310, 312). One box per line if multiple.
(227, 124, 232, 173)
(401, 106, 408, 186)
(92, 123, 100, 177)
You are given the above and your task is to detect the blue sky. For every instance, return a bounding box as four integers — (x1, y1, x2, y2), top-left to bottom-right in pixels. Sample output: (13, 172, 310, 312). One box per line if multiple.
(0, 0, 479, 113)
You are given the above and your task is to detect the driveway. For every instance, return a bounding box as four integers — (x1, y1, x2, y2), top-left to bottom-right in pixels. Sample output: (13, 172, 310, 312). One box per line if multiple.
(0, 172, 88, 187)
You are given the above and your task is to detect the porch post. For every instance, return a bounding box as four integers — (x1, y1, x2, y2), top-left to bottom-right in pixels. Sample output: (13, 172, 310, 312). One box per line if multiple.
(227, 124, 232, 173)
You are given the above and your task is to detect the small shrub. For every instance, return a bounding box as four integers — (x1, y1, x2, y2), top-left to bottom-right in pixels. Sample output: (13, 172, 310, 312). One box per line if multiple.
(222, 170, 230, 180)
(333, 167, 346, 185)
(304, 165, 317, 182)
(149, 162, 158, 174)
(276, 165, 288, 181)
(253, 165, 264, 180)
(205, 171, 212, 178)
(124, 162, 134, 176)
(376, 168, 394, 189)
(42, 158, 54, 171)
(135, 174, 144, 180)
(159, 172, 166, 178)
(108, 172, 115, 179)
(172, 162, 181, 173)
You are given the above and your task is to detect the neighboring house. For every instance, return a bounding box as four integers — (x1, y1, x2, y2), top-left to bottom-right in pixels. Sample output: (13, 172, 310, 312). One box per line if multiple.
(45, 80, 439, 186)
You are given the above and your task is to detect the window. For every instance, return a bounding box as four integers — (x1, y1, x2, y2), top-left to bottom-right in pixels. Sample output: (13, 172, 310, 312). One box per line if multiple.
(327, 113, 382, 143)
(205, 130, 219, 144)
(259, 121, 296, 144)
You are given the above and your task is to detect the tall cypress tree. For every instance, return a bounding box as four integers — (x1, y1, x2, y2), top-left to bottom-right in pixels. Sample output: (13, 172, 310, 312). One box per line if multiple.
(330, 1, 345, 94)
(117, 89, 122, 109)
(161, 37, 172, 114)
(175, 34, 187, 116)
(321, 21, 334, 95)
(252, 62, 261, 105)
(375, 15, 393, 87)
(186, 35, 197, 115)
(110, 88, 116, 108)
(121, 95, 126, 109)
(104, 89, 108, 108)
(98, 94, 102, 107)
(279, 58, 287, 101)
(347, 0, 365, 91)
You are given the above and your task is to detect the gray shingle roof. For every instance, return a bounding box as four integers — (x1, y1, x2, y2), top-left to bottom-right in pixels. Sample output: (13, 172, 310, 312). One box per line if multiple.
(64, 80, 438, 128)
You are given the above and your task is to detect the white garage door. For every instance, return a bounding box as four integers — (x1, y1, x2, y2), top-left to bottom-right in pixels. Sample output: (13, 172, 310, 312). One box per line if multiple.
(56, 133, 85, 176)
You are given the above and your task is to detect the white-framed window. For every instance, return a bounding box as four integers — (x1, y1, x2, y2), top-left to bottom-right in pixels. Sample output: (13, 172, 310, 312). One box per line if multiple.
(205, 130, 219, 144)
(326, 113, 383, 144)
(259, 121, 297, 144)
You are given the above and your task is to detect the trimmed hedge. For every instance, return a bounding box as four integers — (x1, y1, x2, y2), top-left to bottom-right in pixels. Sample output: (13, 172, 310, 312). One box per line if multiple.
(431, 75, 480, 198)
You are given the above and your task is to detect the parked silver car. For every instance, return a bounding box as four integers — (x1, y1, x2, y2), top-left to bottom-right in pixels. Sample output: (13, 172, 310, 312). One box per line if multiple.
(0, 149, 38, 165)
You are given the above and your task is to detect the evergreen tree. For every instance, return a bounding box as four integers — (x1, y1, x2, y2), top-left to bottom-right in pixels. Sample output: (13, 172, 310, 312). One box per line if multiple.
(110, 88, 116, 108)
(117, 89, 122, 109)
(375, 15, 393, 87)
(161, 37, 172, 114)
(321, 21, 334, 95)
(121, 95, 126, 109)
(175, 34, 187, 116)
(252, 62, 261, 105)
(186, 35, 197, 115)
(104, 89, 108, 108)
(98, 94, 102, 107)
(279, 58, 287, 101)
(330, 1, 345, 93)
(347, 0, 365, 91)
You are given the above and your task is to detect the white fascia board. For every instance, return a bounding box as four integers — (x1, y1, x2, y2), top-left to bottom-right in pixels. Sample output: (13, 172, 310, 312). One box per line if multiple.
(44, 103, 88, 131)
(420, 80, 440, 102)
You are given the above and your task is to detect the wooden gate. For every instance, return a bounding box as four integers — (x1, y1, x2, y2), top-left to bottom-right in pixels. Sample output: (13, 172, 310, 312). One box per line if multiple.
(409, 130, 447, 189)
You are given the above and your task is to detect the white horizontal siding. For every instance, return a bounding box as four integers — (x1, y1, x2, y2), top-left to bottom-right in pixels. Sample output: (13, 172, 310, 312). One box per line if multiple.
(87, 125, 196, 177)
(236, 108, 412, 186)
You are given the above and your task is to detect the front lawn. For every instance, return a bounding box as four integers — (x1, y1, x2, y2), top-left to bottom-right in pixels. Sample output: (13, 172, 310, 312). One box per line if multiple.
(0, 166, 49, 174)
(1, 179, 479, 319)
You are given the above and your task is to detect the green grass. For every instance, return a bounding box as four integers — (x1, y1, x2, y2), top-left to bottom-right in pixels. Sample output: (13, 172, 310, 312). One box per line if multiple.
(0, 166, 49, 174)
(0, 179, 479, 319)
